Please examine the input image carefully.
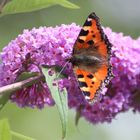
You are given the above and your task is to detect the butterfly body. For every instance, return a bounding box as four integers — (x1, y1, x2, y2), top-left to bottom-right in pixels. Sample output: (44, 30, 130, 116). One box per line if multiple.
(70, 12, 113, 103)
(70, 47, 106, 73)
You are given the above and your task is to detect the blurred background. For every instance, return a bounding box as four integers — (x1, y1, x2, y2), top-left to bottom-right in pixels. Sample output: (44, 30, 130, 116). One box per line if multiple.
(0, 0, 140, 140)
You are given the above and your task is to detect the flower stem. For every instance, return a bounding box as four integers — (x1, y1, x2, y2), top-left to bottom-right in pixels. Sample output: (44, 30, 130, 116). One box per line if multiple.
(0, 0, 11, 13)
(0, 75, 44, 95)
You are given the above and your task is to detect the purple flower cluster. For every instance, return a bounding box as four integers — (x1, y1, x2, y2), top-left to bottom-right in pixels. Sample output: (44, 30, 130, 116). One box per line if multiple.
(0, 24, 79, 108)
(0, 24, 140, 123)
(68, 27, 140, 123)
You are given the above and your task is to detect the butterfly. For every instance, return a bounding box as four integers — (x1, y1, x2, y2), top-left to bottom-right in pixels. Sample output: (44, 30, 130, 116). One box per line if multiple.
(70, 12, 113, 103)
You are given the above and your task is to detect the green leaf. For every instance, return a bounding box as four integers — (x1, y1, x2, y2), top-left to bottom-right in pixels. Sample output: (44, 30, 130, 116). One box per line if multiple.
(0, 119, 12, 140)
(1, 0, 79, 17)
(75, 105, 83, 126)
(16, 72, 39, 82)
(0, 93, 10, 111)
(11, 131, 36, 140)
(42, 67, 68, 139)
(57, 0, 80, 9)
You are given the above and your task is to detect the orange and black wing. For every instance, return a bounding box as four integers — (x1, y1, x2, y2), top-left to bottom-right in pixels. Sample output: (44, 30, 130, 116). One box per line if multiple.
(72, 12, 113, 103)
(75, 65, 111, 102)
(73, 12, 111, 57)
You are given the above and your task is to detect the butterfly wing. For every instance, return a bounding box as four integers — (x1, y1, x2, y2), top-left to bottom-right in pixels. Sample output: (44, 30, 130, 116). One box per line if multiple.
(75, 64, 109, 102)
(72, 12, 113, 103)
(73, 12, 111, 56)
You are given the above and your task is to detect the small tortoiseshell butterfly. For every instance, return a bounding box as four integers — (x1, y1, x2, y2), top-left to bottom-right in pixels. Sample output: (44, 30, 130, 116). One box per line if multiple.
(70, 12, 113, 103)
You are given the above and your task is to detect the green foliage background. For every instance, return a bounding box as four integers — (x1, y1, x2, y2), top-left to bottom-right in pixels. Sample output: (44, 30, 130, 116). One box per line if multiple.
(0, 0, 140, 140)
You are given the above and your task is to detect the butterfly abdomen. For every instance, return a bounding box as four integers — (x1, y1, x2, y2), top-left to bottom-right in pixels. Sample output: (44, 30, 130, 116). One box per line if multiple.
(71, 54, 101, 65)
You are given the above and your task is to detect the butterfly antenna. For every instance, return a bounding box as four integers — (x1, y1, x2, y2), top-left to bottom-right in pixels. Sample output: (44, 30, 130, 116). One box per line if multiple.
(56, 61, 70, 78)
